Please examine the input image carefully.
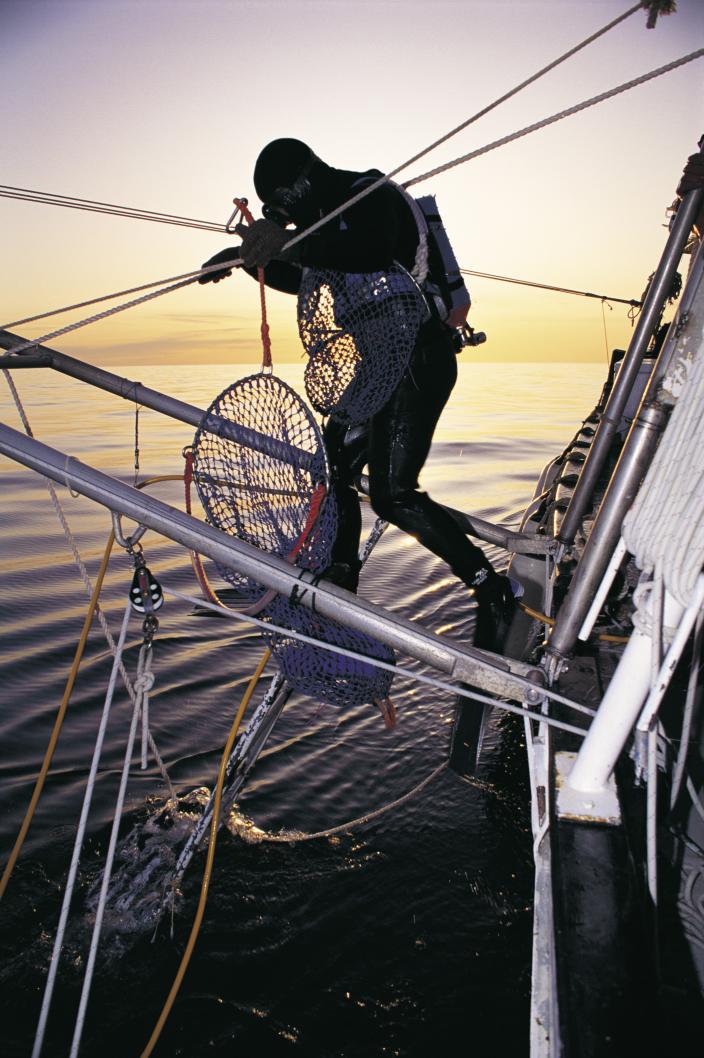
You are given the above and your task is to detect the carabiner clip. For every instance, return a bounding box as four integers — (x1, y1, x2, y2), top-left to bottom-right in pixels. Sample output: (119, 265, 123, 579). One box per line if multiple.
(112, 511, 148, 551)
(225, 196, 249, 234)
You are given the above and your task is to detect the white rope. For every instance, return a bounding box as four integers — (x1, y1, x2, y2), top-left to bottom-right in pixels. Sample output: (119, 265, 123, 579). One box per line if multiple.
(404, 49, 704, 188)
(31, 604, 131, 1058)
(162, 585, 591, 737)
(137, 644, 155, 770)
(2, 276, 197, 356)
(1, 371, 176, 797)
(274, 3, 648, 251)
(623, 341, 704, 611)
(2, 267, 221, 331)
(68, 653, 145, 1058)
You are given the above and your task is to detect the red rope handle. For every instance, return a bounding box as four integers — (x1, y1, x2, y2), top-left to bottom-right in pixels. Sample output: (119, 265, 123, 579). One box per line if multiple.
(232, 197, 272, 372)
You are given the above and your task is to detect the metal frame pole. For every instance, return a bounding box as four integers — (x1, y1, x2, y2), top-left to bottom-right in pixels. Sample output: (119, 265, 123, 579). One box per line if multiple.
(1, 330, 544, 553)
(557, 170, 704, 548)
(0, 420, 543, 699)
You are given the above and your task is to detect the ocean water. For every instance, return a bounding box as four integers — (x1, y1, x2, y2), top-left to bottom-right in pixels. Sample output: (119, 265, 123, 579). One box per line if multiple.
(0, 359, 605, 1058)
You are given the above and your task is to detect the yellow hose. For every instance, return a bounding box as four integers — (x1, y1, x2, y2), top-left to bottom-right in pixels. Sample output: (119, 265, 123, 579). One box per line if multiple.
(140, 648, 272, 1058)
(519, 600, 630, 644)
(0, 532, 115, 900)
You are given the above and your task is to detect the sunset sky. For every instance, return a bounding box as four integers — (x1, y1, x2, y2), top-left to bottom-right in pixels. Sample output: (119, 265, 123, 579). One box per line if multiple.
(3, 0, 703, 365)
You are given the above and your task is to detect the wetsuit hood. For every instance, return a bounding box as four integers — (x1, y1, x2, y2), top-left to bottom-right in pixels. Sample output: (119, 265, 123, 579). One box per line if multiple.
(254, 137, 329, 226)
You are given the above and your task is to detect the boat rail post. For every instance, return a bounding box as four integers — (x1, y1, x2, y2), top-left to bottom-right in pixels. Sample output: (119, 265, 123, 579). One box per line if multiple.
(545, 239, 704, 668)
(561, 591, 686, 803)
(556, 151, 704, 550)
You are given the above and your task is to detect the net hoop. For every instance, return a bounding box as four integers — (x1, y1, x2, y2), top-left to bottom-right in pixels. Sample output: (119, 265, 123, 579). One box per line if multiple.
(192, 373, 336, 606)
(298, 263, 428, 425)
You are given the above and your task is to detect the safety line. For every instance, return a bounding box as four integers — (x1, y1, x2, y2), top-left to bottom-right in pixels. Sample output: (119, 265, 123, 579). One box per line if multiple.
(0, 185, 225, 233)
(460, 268, 640, 307)
(163, 586, 593, 734)
(404, 48, 704, 187)
(31, 605, 132, 1058)
(140, 650, 271, 1058)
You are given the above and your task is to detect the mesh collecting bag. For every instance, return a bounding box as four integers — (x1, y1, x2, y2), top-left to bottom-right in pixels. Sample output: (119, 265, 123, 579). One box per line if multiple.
(192, 373, 394, 708)
(298, 264, 428, 425)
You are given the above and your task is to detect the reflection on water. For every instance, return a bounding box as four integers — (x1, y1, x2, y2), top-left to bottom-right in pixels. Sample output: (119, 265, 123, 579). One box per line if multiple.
(0, 360, 604, 1057)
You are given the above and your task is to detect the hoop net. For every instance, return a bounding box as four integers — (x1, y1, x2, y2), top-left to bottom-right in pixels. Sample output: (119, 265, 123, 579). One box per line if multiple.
(265, 595, 395, 709)
(193, 373, 395, 708)
(193, 373, 335, 603)
(298, 264, 428, 425)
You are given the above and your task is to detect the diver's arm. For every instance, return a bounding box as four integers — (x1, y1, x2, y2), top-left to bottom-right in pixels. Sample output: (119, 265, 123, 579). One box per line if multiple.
(293, 183, 400, 273)
(199, 246, 302, 294)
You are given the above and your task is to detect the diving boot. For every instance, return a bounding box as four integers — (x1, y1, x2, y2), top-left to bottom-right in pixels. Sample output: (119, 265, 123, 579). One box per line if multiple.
(471, 572, 519, 653)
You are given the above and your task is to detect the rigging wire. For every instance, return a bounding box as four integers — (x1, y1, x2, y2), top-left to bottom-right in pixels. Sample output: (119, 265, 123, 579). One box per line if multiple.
(403, 47, 704, 188)
(460, 268, 639, 308)
(0, 2, 644, 252)
(0, 5, 671, 344)
(4, 50, 700, 350)
(0, 185, 225, 233)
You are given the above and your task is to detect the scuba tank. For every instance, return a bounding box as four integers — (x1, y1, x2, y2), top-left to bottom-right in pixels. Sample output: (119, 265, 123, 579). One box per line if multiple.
(414, 194, 472, 329)
(392, 182, 485, 347)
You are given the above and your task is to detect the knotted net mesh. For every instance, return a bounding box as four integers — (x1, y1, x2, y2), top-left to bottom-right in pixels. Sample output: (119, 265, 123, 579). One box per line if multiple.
(193, 373, 394, 708)
(265, 595, 395, 709)
(298, 264, 428, 425)
(193, 373, 335, 603)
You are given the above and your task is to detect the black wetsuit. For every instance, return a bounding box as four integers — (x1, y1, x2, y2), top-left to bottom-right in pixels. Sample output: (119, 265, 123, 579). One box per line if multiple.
(239, 166, 496, 593)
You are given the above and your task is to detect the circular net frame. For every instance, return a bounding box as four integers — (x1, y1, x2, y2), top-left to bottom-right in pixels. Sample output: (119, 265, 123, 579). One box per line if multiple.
(298, 264, 428, 425)
(193, 373, 395, 708)
(193, 373, 336, 602)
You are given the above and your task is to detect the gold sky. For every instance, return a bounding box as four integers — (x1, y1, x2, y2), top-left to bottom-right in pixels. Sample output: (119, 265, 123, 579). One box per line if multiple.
(3, 0, 703, 366)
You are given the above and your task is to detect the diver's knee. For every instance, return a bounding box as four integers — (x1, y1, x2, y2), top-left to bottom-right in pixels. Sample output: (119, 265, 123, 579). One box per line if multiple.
(369, 482, 417, 527)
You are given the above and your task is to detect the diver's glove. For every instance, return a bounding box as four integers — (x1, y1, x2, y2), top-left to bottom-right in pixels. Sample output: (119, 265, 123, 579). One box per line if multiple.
(235, 218, 295, 268)
(198, 247, 241, 284)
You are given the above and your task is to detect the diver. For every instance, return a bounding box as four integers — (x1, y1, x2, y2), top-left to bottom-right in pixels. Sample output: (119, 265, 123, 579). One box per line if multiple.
(199, 137, 517, 651)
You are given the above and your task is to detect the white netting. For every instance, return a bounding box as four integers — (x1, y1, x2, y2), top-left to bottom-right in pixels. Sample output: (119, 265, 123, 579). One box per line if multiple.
(623, 340, 704, 609)
(298, 264, 428, 425)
